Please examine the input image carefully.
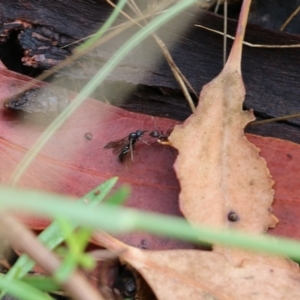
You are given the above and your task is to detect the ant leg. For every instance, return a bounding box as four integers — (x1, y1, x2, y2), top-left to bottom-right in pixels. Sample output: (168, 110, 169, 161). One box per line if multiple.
(139, 139, 150, 146)
(129, 141, 134, 161)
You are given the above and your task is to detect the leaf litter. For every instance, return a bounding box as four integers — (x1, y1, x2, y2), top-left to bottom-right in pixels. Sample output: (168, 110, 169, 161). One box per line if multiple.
(1, 0, 300, 297)
(71, 0, 300, 297)
(160, 0, 300, 298)
(1, 70, 300, 242)
(98, 0, 300, 298)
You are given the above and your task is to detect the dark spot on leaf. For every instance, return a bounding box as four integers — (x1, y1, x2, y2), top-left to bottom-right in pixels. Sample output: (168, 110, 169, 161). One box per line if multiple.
(228, 211, 239, 222)
(85, 132, 93, 140)
(140, 239, 148, 249)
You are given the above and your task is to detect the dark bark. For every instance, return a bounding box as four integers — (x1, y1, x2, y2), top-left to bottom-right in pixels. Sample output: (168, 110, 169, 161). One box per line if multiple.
(1, 1, 300, 143)
(248, 0, 300, 33)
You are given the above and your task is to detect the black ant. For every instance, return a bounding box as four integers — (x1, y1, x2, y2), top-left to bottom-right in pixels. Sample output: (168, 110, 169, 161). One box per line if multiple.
(104, 130, 148, 162)
(149, 128, 173, 145)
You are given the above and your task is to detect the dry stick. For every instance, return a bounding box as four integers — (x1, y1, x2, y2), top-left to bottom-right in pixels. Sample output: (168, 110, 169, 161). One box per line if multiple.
(88, 249, 125, 261)
(250, 112, 300, 126)
(114, 0, 198, 103)
(61, 5, 171, 49)
(0, 213, 105, 300)
(280, 5, 300, 31)
(129, 0, 198, 113)
(107, 0, 197, 112)
(154, 36, 197, 112)
(197, 20, 300, 126)
(223, 0, 227, 66)
(214, 0, 222, 13)
(212, 0, 228, 66)
(195, 24, 300, 48)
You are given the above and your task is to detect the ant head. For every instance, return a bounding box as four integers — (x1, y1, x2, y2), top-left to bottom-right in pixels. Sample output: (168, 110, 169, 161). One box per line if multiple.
(136, 130, 147, 138)
(128, 130, 146, 140)
(149, 130, 159, 138)
(128, 132, 137, 140)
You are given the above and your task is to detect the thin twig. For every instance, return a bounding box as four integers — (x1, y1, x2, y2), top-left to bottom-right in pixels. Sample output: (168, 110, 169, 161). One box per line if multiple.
(195, 24, 300, 48)
(88, 249, 125, 261)
(61, 7, 168, 49)
(250, 112, 300, 126)
(280, 5, 300, 31)
(0, 213, 105, 300)
(214, 0, 222, 13)
(223, 0, 227, 66)
(107, 0, 197, 112)
(118, 0, 198, 112)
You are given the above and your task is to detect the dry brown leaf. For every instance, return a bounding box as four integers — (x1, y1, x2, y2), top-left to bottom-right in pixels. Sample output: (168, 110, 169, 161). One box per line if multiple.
(94, 232, 300, 300)
(168, 0, 280, 267)
(169, 67, 276, 232)
(133, 250, 300, 300)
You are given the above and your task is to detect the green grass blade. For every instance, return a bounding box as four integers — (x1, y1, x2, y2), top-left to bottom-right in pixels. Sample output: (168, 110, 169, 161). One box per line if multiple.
(76, 0, 128, 52)
(0, 275, 53, 300)
(1, 186, 300, 260)
(56, 218, 95, 272)
(104, 186, 130, 205)
(53, 255, 77, 284)
(4, 177, 118, 281)
(22, 276, 60, 293)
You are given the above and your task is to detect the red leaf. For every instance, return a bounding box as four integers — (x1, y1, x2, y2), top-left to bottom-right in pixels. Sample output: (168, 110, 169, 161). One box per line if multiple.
(248, 135, 300, 239)
(0, 69, 186, 250)
(0, 69, 299, 248)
